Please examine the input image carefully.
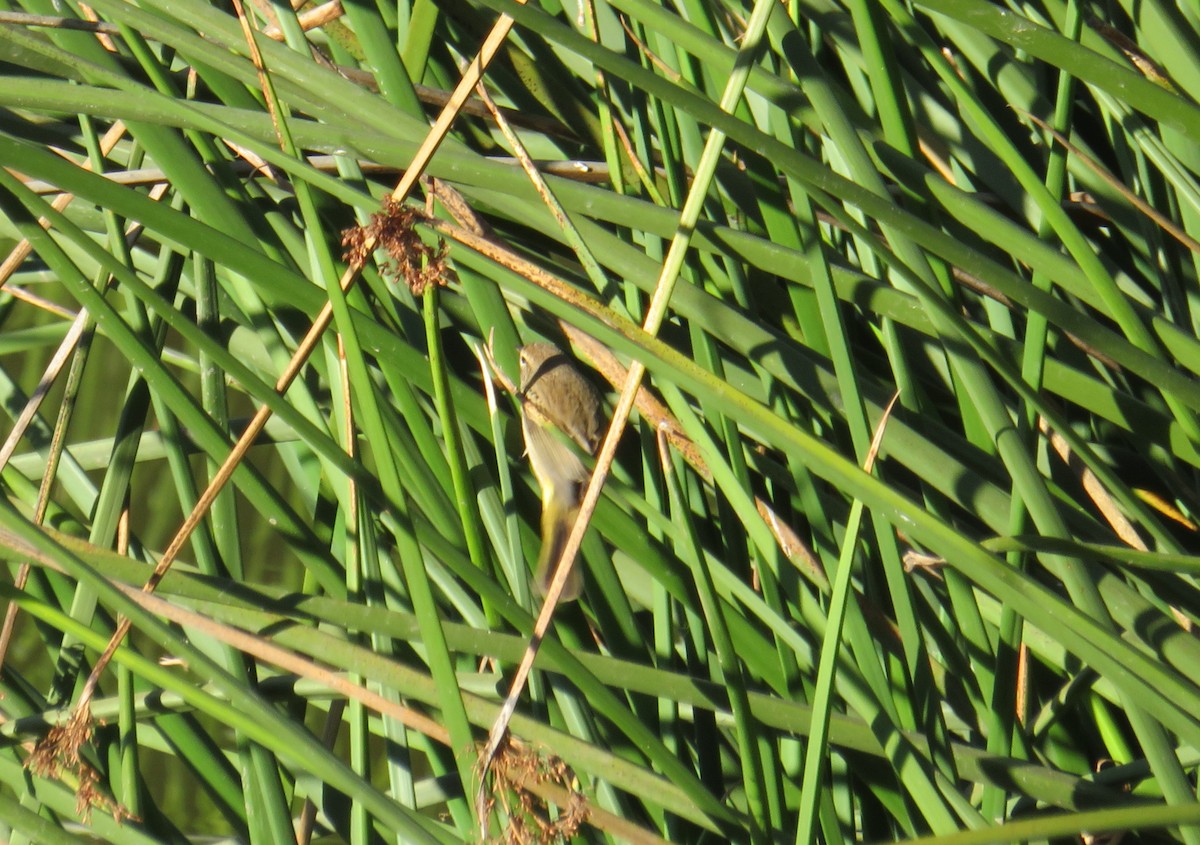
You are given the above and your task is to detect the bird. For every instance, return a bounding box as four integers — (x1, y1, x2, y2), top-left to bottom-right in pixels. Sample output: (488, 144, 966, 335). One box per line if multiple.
(518, 342, 605, 601)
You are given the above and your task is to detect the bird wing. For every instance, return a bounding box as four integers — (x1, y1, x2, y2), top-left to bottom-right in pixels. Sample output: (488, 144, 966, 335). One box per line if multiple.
(522, 415, 588, 501)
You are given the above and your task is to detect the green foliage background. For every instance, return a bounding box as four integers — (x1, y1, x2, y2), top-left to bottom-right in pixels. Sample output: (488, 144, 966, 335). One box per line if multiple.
(0, 0, 1199, 842)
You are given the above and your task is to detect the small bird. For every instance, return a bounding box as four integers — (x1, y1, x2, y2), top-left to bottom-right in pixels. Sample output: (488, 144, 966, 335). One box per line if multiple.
(518, 342, 605, 601)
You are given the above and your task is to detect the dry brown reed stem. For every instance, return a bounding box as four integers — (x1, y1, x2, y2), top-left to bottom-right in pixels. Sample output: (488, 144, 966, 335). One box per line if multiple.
(30, 6, 524, 818)
(1018, 108, 1200, 256)
(262, 0, 343, 39)
(5, 520, 672, 843)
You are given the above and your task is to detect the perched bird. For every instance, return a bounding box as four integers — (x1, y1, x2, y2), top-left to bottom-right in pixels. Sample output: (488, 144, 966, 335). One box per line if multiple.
(518, 342, 605, 601)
